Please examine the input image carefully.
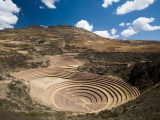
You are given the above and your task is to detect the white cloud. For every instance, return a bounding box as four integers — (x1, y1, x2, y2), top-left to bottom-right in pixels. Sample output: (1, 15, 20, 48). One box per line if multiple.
(76, 20, 93, 32)
(0, 0, 20, 30)
(41, 0, 59, 9)
(39, 6, 44, 9)
(126, 23, 132, 26)
(76, 20, 119, 39)
(102, 0, 120, 8)
(111, 35, 119, 39)
(93, 30, 110, 38)
(119, 22, 125, 26)
(93, 28, 119, 39)
(40, 25, 47, 28)
(110, 28, 119, 38)
(111, 28, 117, 35)
(121, 17, 160, 37)
(119, 22, 132, 27)
(121, 27, 137, 37)
(116, 0, 155, 15)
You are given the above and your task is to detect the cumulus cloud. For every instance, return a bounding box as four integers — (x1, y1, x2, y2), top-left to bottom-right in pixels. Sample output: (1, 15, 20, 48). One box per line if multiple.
(76, 20, 119, 39)
(41, 0, 59, 9)
(116, 0, 155, 15)
(93, 28, 119, 39)
(76, 20, 93, 32)
(93, 30, 110, 38)
(121, 27, 137, 37)
(0, 0, 20, 30)
(102, 0, 120, 8)
(119, 22, 125, 26)
(121, 17, 160, 37)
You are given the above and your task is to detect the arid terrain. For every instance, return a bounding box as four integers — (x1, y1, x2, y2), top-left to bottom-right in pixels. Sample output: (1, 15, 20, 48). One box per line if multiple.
(0, 25, 160, 120)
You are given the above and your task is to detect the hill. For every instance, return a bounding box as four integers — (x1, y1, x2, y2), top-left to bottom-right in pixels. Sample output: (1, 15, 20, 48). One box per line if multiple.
(0, 25, 160, 120)
(0, 25, 160, 54)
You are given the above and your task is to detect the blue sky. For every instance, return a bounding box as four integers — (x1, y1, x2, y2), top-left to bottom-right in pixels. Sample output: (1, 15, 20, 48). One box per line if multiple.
(0, 0, 160, 40)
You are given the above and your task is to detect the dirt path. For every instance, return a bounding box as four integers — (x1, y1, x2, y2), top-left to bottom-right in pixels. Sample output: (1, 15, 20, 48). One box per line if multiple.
(0, 81, 10, 99)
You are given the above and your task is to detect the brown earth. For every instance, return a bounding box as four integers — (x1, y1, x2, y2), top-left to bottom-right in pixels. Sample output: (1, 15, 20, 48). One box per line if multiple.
(11, 56, 140, 113)
(0, 25, 160, 54)
(0, 25, 159, 119)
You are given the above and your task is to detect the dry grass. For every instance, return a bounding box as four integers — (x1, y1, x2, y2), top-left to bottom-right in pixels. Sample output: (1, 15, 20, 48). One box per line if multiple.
(0, 25, 160, 54)
(0, 25, 159, 119)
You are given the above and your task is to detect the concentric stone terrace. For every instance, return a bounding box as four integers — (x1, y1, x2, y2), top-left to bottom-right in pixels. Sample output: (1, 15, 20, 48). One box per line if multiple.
(12, 67, 140, 113)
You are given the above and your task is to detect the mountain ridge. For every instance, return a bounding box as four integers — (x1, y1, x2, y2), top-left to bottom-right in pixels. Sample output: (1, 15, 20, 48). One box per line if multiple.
(0, 24, 160, 53)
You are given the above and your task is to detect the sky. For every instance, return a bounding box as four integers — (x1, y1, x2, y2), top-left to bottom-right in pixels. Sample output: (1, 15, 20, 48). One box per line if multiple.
(0, 0, 160, 41)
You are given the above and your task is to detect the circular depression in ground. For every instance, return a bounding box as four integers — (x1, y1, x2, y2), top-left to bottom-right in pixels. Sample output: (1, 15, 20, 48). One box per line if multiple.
(12, 67, 140, 113)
